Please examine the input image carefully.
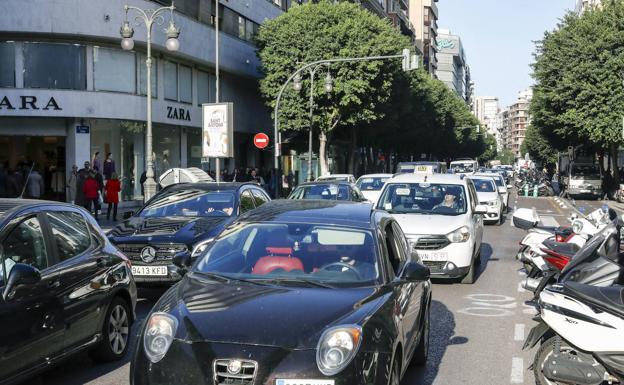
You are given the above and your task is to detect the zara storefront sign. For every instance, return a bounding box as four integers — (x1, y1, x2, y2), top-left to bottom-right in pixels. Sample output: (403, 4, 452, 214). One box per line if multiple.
(166, 106, 191, 121)
(0, 95, 62, 110)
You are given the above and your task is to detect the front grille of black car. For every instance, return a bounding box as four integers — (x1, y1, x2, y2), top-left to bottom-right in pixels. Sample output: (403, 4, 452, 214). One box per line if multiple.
(423, 261, 447, 273)
(413, 236, 450, 250)
(213, 359, 257, 385)
(116, 243, 187, 264)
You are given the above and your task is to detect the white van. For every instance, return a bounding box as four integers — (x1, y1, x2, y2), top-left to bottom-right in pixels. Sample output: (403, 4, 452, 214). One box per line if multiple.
(450, 159, 478, 175)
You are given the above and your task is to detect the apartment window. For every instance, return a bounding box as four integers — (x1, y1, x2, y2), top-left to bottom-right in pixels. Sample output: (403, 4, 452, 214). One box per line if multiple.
(197, 70, 211, 105)
(164, 61, 178, 101)
(93, 47, 136, 93)
(23, 43, 86, 90)
(138, 53, 158, 97)
(0, 42, 15, 87)
(238, 16, 246, 40)
(222, 7, 238, 37)
(179, 65, 192, 103)
(246, 19, 255, 41)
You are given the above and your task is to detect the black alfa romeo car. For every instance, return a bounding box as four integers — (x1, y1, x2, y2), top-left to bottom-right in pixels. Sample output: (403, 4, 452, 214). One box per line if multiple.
(130, 200, 431, 385)
(108, 182, 271, 285)
(0, 199, 137, 385)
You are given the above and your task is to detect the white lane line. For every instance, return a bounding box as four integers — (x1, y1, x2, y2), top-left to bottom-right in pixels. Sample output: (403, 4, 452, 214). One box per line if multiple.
(511, 357, 524, 383)
(514, 324, 525, 341)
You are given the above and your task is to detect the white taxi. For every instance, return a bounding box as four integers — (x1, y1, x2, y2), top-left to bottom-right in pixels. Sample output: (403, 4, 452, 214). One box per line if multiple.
(468, 176, 504, 225)
(376, 173, 485, 284)
(355, 173, 393, 203)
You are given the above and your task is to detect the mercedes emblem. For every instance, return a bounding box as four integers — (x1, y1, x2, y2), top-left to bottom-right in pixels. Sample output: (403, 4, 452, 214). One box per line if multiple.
(140, 246, 157, 263)
(227, 360, 242, 375)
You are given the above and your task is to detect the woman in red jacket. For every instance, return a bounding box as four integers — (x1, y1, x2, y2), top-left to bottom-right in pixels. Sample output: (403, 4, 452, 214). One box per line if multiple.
(83, 172, 99, 219)
(105, 172, 121, 221)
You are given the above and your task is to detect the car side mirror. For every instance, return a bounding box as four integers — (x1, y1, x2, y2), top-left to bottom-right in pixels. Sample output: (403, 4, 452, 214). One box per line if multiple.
(122, 211, 134, 220)
(173, 251, 192, 272)
(399, 261, 430, 282)
(2, 263, 41, 301)
(474, 205, 487, 215)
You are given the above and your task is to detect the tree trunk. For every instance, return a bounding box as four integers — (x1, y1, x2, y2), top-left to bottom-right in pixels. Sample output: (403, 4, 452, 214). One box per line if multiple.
(611, 143, 620, 185)
(347, 127, 357, 175)
(319, 131, 329, 176)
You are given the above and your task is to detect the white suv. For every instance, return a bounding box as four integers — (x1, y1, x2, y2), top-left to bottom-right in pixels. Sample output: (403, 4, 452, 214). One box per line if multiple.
(376, 173, 485, 283)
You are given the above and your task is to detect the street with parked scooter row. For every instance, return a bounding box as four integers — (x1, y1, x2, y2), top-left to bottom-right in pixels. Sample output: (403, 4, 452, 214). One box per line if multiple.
(34, 190, 600, 385)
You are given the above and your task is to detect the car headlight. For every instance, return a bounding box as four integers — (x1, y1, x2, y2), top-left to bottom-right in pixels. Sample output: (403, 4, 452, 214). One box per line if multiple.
(572, 220, 583, 234)
(191, 238, 214, 258)
(316, 325, 362, 376)
(487, 200, 499, 207)
(447, 226, 470, 243)
(143, 312, 178, 363)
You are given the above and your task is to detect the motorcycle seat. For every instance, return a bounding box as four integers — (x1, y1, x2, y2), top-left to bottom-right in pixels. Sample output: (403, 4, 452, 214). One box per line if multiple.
(542, 239, 580, 258)
(563, 281, 624, 318)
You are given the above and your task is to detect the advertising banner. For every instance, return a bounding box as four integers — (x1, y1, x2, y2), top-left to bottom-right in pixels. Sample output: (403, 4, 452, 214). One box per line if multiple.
(202, 103, 234, 158)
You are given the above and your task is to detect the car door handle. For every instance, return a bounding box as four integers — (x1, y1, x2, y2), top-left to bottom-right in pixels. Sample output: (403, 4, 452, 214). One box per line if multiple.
(47, 280, 61, 289)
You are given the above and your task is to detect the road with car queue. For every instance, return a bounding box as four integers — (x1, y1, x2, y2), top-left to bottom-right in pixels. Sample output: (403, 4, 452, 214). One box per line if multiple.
(34, 190, 598, 385)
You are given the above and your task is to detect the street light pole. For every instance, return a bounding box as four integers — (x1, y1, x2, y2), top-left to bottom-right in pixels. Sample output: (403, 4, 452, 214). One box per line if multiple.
(293, 64, 332, 182)
(272, 52, 409, 198)
(214, 0, 221, 182)
(121, 3, 180, 202)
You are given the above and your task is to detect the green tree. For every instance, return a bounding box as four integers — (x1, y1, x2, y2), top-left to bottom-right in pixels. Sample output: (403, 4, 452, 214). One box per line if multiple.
(521, 125, 558, 165)
(256, 1, 409, 174)
(496, 149, 515, 165)
(478, 134, 498, 163)
(531, 0, 624, 180)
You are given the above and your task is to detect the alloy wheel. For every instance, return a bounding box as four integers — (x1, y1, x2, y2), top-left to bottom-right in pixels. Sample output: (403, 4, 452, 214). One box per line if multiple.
(108, 304, 129, 355)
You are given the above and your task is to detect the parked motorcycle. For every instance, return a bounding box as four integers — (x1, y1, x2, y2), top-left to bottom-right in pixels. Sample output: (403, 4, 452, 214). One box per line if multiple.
(524, 282, 624, 384)
(524, 215, 624, 384)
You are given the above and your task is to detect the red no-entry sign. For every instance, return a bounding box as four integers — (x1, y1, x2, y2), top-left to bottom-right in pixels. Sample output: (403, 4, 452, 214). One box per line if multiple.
(254, 133, 269, 149)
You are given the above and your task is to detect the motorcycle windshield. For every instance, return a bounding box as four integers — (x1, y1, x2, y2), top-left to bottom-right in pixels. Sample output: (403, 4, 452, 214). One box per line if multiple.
(560, 223, 618, 280)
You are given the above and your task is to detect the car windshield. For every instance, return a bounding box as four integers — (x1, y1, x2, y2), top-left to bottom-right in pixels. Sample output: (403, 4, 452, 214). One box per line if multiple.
(377, 183, 467, 215)
(194, 223, 379, 286)
(571, 165, 600, 180)
(289, 184, 350, 200)
(451, 162, 475, 173)
(471, 179, 496, 192)
(139, 190, 236, 218)
(356, 177, 389, 191)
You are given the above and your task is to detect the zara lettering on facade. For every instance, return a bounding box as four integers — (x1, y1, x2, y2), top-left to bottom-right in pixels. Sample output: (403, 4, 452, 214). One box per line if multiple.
(0, 95, 62, 110)
(167, 106, 191, 121)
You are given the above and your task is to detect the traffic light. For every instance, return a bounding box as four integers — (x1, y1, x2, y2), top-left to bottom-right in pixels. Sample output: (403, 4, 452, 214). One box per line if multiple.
(402, 49, 419, 72)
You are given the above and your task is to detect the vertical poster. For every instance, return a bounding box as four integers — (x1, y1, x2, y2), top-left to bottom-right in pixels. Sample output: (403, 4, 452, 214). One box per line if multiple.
(202, 103, 234, 158)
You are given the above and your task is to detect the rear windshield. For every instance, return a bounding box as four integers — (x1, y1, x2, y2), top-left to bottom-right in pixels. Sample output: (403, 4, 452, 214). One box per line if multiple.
(288, 184, 350, 200)
(471, 178, 496, 192)
(356, 177, 389, 191)
(139, 190, 235, 217)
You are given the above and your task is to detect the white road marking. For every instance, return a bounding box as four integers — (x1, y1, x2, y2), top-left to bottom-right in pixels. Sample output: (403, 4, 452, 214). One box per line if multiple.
(510, 357, 524, 383)
(514, 324, 525, 341)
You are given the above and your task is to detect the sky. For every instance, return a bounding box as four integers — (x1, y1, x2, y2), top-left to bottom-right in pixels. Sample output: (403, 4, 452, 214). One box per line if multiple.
(437, 0, 576, 107)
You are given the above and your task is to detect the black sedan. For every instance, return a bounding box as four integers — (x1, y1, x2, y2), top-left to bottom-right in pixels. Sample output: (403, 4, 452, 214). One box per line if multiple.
(0, 199, 137, 385)
(108, 182, 271, 285)
(131, 200, 431, 385)
(288, 181, 368, 202)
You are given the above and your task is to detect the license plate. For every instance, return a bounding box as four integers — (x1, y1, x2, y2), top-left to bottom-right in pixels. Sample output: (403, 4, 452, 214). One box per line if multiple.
(276, 381, 335, 385)
(131, 265, 168, 276)
(419, 252, 448, 261)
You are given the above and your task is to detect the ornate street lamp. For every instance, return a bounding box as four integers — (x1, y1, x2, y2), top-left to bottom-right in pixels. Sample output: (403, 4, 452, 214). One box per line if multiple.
(120, 3, 180, 202)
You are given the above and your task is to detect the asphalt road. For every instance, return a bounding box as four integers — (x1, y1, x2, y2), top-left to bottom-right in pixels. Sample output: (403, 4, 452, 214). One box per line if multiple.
(36, 191, 582, 385)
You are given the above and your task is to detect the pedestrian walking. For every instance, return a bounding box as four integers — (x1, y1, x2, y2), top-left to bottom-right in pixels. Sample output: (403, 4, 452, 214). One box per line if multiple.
(76, 161, 91, 208)
(83, 171, 99, 219)
(67, 165, 78, 204)
(103, 152, 116, 180)
(26, 169, 45, 199)
(92, 152, 101, 173)
(105, 173, 121, 221)
(0, 163, 7, 198)
(95, 170, 105, 216)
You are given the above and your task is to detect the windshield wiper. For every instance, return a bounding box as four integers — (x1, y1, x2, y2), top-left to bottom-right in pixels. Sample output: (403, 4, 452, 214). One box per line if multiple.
(192, 271, 269, 286)
(256, 277, 336, 289)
